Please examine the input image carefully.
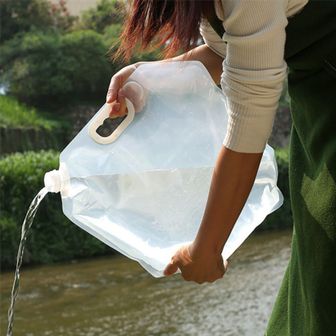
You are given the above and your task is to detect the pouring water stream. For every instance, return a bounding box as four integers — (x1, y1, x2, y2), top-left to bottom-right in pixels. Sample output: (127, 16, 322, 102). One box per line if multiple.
(6, 188, 49, 336)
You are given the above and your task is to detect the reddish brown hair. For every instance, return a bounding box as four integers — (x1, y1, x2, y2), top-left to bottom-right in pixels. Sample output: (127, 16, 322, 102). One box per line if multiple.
(114, 0, 214, 61)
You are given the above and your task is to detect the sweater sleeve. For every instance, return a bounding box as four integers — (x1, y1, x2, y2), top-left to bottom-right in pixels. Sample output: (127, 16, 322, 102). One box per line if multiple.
(199, 18, 227, 59)
(220, 0, 288, 153)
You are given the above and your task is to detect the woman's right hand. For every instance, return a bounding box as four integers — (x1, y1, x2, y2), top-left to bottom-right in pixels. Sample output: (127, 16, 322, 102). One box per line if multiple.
(106, 64, 139, 118)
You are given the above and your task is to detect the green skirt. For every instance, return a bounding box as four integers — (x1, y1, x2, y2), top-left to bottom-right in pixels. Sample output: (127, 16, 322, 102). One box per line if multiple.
(266, 0, 336, 334)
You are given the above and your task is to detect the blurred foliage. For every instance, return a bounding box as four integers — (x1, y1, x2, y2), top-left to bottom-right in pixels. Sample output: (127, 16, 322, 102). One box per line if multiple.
(1, 30, 113, 109)
(0, 0, 162, 110)
(0, 0, 76, 43)
(0, 151, 111, 270)
(0, 95, 60, 129)
(75, 0, 125, 33)
(0, 217, 19, 268)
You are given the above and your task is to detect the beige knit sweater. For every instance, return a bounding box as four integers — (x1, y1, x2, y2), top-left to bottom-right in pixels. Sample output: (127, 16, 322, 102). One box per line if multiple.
(200, 0, 308, 153)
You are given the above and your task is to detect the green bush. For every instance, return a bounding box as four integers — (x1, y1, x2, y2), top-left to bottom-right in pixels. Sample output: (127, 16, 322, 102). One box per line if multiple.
(0, 217, 20, 268)
(0, 151, 111, 270)
(0, 0, 75, 43)
(0, 0, 163, 110)
(1, 30, 113, 109)
(76, 0, 125, 33)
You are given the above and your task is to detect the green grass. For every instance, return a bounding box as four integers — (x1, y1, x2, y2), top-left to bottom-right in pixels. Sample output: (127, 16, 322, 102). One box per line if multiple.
(0, 95, 60, 130)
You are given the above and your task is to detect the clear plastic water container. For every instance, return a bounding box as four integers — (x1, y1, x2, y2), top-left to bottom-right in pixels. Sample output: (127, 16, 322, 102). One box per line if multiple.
(44, 61, 283, 277)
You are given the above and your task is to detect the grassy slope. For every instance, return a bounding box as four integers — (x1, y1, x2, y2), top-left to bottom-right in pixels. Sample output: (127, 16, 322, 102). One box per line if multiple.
(0, 96, 59, 130)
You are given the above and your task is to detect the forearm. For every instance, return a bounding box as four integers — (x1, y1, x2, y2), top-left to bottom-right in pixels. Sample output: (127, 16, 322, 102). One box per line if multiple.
(193, 146, 263, 256)
(135, 44, 224, 85)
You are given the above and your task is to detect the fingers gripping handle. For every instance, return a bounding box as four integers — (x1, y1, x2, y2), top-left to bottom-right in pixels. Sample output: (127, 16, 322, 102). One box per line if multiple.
(88, 98, 135, 145)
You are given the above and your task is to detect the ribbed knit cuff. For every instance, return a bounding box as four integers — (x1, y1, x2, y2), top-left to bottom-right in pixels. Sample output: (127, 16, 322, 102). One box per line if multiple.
(223, 101, 276, 153)
(221, 62, 287, 153)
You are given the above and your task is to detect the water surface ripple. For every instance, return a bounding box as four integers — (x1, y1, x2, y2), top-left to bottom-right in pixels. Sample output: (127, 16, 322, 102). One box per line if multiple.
(0, 230, 292, 336)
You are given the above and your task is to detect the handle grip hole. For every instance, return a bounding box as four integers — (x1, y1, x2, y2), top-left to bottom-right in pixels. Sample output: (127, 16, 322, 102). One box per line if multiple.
(96, 116, 126, 137)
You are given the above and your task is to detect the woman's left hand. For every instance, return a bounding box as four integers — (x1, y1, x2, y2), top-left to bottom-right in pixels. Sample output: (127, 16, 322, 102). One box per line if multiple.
(163, 243, 228, 284)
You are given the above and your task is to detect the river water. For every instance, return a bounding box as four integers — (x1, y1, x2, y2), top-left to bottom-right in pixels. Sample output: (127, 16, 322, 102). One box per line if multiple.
(0, 229, 292, 336)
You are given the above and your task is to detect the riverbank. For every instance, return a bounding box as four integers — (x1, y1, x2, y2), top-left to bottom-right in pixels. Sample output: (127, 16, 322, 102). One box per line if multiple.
(0, 229, 292, 336)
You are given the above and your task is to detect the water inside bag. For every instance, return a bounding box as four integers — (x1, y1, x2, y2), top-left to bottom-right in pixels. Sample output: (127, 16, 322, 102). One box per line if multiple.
(61, 162, 281, 277)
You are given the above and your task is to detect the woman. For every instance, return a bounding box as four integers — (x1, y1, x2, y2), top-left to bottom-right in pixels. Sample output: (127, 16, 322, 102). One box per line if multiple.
(106, 0, 336, 334)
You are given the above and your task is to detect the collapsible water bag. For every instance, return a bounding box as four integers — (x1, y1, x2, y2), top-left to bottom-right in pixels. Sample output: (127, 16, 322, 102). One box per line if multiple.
(44, 61, 283, 277)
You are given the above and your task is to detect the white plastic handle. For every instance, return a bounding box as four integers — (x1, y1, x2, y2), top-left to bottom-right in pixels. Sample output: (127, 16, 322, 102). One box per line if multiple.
(88, 98, 135, 145)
